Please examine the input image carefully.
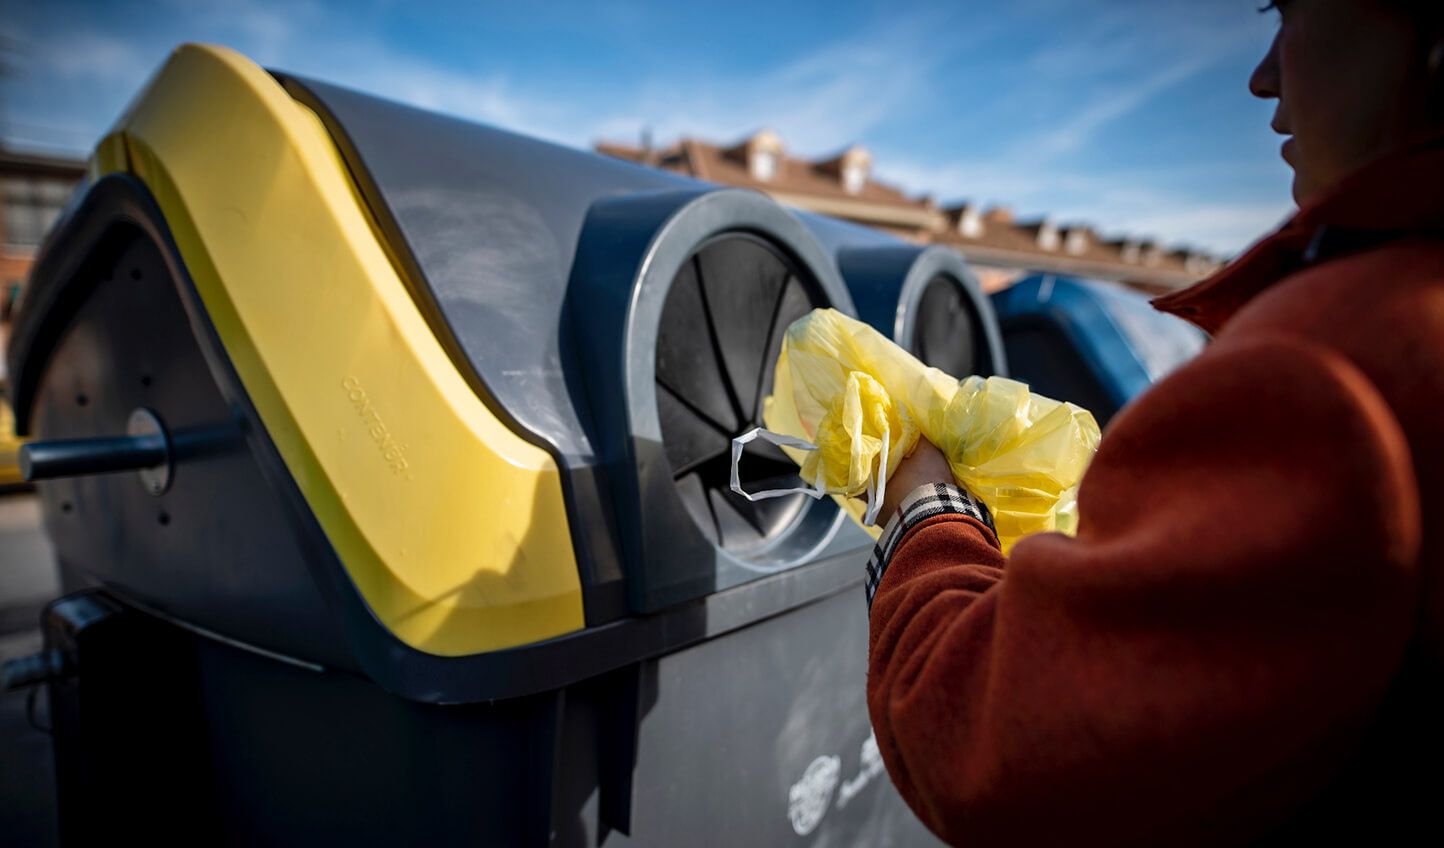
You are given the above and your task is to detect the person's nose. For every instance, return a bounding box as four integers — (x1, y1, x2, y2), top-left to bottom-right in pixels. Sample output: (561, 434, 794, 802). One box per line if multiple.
(1249, 30, 1281, 101)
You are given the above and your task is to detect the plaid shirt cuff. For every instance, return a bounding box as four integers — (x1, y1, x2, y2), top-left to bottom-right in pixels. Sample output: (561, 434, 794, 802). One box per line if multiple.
(864, 482, 996, 611)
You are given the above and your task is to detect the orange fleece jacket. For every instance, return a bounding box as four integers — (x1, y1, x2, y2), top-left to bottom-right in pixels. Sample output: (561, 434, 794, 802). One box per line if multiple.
(866, 138, 1444, 846)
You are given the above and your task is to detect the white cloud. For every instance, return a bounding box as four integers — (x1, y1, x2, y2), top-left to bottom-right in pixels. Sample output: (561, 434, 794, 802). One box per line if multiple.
(290, 10, 961, 156)
(875, 153, 1290, 255)
(41, 31, 151, 82)
(1030, 51, 1215, 159)
(155, 0, 311, 64)
(858, 3, 1284, 254)
(1014, 1, 1265, 161)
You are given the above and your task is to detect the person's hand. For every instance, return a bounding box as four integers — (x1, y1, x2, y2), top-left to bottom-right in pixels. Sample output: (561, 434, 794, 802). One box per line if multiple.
(877, 438, 954, 524)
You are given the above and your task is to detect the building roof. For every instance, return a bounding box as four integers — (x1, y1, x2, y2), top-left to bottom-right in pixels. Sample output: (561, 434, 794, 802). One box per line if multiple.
(596, 132, 1225, 293)
(598, 132, 942, 230)
(934, 206, 1212, 291)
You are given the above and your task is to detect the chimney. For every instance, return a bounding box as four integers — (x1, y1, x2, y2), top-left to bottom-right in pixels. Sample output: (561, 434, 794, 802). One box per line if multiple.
(640, 127, 655, 165)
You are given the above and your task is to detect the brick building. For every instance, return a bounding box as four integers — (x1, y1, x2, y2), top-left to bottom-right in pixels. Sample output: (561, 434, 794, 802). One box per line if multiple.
(597, 131, 1223, 294)
(0, 148, 88, 385)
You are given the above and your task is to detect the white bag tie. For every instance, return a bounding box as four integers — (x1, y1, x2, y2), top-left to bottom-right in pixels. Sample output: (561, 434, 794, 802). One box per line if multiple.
(730, 427, 891, 526)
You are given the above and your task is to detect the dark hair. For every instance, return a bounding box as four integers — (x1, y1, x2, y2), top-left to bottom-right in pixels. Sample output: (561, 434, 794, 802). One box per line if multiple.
(1259, 1, 1443, 26)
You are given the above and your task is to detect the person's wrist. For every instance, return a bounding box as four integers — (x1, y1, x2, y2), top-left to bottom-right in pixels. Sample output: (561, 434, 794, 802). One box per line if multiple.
(878, 438, 954, 521)
(865, 480, 998, 609)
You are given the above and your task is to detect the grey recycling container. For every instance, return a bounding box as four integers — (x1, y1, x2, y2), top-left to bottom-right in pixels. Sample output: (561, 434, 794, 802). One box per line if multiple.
(1, 44, 943, 846)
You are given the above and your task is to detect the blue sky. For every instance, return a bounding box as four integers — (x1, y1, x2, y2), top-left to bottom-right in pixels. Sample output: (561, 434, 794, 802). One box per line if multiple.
(0, 0, 1288, 255)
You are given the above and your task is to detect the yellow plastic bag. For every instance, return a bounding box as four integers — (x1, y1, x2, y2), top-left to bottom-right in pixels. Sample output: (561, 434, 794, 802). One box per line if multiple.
(732, 308, 1101, 553)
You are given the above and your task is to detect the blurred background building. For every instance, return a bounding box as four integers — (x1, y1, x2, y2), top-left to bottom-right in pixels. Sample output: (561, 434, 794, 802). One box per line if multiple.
(0, 128, 1226, 367)
(599, 130, 1222, 294)
(0, 148, 84, 382)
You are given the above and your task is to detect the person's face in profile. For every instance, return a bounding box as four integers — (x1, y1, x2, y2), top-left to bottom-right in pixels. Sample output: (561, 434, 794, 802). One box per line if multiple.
(1250, 0, 1441, 205)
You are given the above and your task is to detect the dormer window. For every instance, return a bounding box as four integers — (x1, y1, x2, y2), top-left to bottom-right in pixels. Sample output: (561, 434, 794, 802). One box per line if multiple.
(958, 205, 983, 238)
(816, 145, 872, 195)
(752, 149, 777, 181)
(1065, 228, 1089, 255)
(1037, 221, 1060, 251)
(1184, 253, 1214, 274)
(1121, 240, 1141, 263)
(727, 129, 784, 182)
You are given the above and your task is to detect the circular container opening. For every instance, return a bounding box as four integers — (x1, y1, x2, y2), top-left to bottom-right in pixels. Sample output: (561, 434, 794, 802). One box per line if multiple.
(654, 233, 825, 554)
(911, 274, 982, 378)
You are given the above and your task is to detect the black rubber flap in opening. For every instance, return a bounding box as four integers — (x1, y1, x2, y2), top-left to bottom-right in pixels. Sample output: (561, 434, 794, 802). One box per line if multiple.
(912, 274, 980, 378)
(655, 234, 820, 553)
